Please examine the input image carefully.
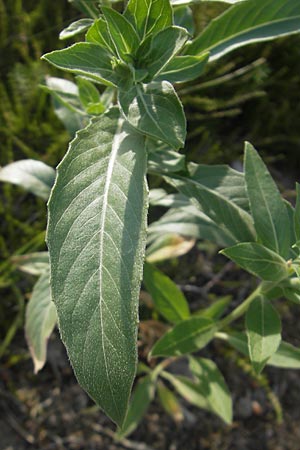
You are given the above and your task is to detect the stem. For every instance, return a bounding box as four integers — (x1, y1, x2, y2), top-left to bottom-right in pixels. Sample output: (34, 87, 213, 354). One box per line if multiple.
(217, 285, 262, 330)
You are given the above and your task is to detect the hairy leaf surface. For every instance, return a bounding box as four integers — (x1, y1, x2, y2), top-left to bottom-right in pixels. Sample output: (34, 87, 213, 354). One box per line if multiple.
(187, 0, 300, 60)
(47, 107, 148, 426)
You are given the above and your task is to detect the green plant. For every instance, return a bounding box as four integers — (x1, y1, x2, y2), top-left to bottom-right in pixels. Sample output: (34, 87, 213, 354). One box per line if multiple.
(2, 0, 300, 437)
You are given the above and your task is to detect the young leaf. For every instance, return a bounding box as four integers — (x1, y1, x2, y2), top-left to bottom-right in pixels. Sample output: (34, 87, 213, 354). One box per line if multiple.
(25, 270, 57, 373)
(150, 317, 216, 357)
(77, 77, 105, 115)
(173, 5, 195, 35)
(155, 54, 209, 84)
(47, 107, 148, 426)
(189, 356, 232, 424)
(102, 7, 139, 62)
(118, 81, 186, 149)
(42, 43, 119, 87)
(12, 252, 49, 276)
(194, 296, 231, 320)
(117, 376, 155, 438)
(221, 242, 289, 282)
(86, 18, 116, 55)
(124, 0, 172, 40)
(244, 142, 290, 258)
(59, 18, 94, 40)
(186, 0, 300, 60)
(218, 331, 300, 369)
(143, 262, 190, 323)
(136, 26, 189, 80)
(246, 296, 281, 373)
(0, 159, 55, 200)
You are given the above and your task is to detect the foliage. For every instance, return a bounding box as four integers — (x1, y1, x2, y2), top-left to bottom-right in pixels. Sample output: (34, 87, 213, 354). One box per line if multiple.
(1, 0, 300, 438)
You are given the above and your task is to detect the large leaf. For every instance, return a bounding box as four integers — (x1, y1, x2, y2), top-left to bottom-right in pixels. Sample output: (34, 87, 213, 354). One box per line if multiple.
(150, 316, 216, 357)
(47, 107, 148, 426)
(189, 356, 232, 424)
(246, 295, 281, 373)
(187, 0, 300, 60)
(136, 26, 189, 80)
(143, 262, 190, 323)
(0, 159, 55, 200)
(42, 43, 119, 87)
(221, 242, 289, 282)
(124, 0, 172, 40)
(244, 142, 290, 258)
(166, 166, 255, 243)
(25, 270, 57, 373)
(218, 331, 300, 369)
(118, 81, 186, 149)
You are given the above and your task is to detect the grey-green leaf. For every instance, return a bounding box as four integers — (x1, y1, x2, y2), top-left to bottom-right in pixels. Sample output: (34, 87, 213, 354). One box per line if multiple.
(137, 26, 189, 80)
(42, 43, 118, 87)
(118, 81, 186, 149)
(186, 0, 300, 60)
(47, 107, 148, 426)
(12, 252, 49, 276)
(59, 18, 94, 40)
(150, 317, 216, 357)
(244, 142, 290, 258)
(0, 159, 55, 200)
(124, 0, 172, 40)
(246, 296, 281, 373)
(221, 242, 289, 282)
(102, 7, 139, 62)
(117, 376, 155, 438)
(25, 270, 57, 373)
(155, 53, 209, 83)
(189, 356, 232, 424)
(143, 262, 190, 323)
(86, 18, 116, 55)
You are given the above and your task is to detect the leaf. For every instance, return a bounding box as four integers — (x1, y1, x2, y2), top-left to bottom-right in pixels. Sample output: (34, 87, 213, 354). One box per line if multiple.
(295, 183, 300, 244)
(42, 43, 119, 87)
(147, 144, 186, 174)
(221, 242, 289, 282)
(77, 77, 105, 115)
(157, 382, 184, 422)
(59, 18, 94, 40)
(0, 159, 55, 200)
(163, 372, 209, 410)
(102, 7, 139, 62)
(155, 53, 209, 83)
(244, 142, 290, 258)
(117, 376, 155, 438)
(150, 317, 216, 357)
(165, 168, 255, 243)
(148, 204, 236, 247)
(12, 252, 49, 276)
(194, 296, 231, 320)
(124, 0, 172, 40)
(186, 0, 300, 60)
(146, 234, 195, 262)
(86, 18, 116, 55)
(218, 331, 300, 369)
(143, 262, 190, 323)
(47, 107, 148, 426)
(25, 270, 57, 373)
(189, 356, 232, 424)
(136, 26, 189, 80)
(118, 81, 186, 149)
(173, 5, 195, 35)
(246, 296, 281, 373)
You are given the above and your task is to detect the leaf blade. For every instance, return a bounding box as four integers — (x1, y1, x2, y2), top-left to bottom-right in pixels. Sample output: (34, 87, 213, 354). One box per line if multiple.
(47, 107, 148, 426)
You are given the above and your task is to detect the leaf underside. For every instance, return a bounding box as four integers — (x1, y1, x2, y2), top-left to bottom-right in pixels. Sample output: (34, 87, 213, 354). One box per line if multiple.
(47, 107, 148, 426)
